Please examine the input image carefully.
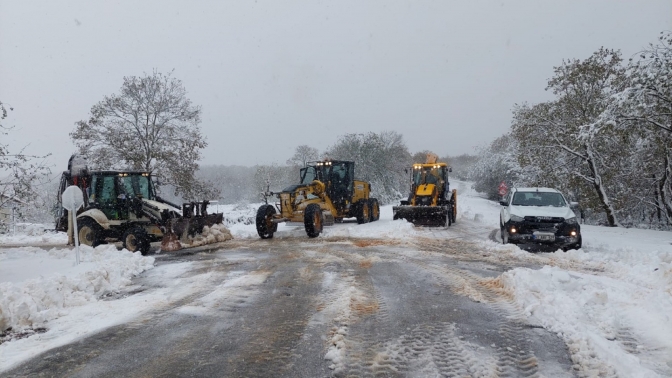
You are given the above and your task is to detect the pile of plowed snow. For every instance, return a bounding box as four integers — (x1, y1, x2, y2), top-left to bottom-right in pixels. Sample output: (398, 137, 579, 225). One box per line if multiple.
(0, 245, 154, 331)
(182, 223, 234, 248)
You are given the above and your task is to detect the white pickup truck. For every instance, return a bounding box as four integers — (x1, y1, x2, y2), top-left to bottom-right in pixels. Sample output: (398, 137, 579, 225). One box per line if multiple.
(499, 187, 581, 251)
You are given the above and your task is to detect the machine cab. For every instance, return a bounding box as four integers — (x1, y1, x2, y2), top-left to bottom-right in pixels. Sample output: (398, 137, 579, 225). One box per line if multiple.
(300, 160, 355, 208)
(88, 172, 155, 220)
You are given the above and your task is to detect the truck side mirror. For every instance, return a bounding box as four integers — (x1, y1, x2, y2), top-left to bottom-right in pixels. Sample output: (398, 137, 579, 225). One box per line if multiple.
(570, 201, 579, 209)
(449, 167, 453, 172)
(499, 200, 508, 206)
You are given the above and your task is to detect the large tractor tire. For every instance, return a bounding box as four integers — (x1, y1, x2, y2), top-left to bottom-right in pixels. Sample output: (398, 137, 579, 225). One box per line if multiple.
(256, 204, 278, 239)
(123, 227, 151, 255)
(368, 198, 380, 222)
(304, 203, 323, 238)
(77, 217, 102, 247)
(357, 200, 370, 224)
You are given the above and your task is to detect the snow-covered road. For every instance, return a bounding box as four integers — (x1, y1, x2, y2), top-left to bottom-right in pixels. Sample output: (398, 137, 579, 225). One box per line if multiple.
(1, 180, 671, 377)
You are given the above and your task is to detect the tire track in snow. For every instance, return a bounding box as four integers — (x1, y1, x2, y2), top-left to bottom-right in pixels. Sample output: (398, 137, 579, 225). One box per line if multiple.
(401, 239, 543, 377)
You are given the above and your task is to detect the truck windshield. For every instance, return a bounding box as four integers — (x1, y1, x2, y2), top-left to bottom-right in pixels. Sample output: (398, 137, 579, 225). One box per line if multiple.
(512, 192, 566, 207)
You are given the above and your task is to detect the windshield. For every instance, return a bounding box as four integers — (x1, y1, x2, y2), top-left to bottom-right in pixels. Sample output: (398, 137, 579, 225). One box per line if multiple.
(300, 167, 317, 185)
(412, 167, 444, 186)
(121, 175, 154, 199)
(512, 192, 566, 207)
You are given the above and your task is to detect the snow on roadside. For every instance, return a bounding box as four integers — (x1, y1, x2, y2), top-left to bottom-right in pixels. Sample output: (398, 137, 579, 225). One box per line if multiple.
(458, 183, 672, 376)
(0, 223, 67, 246)
(0, 245, 154, 332)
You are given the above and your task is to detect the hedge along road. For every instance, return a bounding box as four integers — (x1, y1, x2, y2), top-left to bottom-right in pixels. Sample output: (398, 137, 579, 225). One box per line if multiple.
(1, 235, 575, 377)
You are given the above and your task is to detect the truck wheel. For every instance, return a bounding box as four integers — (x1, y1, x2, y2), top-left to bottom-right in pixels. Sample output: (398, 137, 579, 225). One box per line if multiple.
(78, 217, 102, 247)
(123, 227, 150, 255)
(256, 204, 277, 239)
(368, 198, 380, 222)
(501, 227, 509, 244)
(357, 200, 370, 224)
(563, 235, 582, 251)
(304, 203, 323, 238)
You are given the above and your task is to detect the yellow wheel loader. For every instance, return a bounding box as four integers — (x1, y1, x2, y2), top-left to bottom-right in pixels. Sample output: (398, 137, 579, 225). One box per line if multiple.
(393, 153, 457, 227)
(55, 155, 228, 254)
(256, 159, 379, 238)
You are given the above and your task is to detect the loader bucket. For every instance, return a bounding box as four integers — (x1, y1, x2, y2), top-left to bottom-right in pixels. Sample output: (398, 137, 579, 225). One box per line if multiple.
(393, 205, 448, 227)
(160, 212, 229, 251)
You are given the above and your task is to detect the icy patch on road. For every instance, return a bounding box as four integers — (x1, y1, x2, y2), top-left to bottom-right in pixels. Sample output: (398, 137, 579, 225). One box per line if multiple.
(175, 270, 269, 316)
(0, 245, 154, 332)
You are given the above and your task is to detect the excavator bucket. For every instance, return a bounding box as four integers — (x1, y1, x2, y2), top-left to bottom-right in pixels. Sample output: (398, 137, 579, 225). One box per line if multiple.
(160, 210, 230, 251)
(393, 205, 448, 227)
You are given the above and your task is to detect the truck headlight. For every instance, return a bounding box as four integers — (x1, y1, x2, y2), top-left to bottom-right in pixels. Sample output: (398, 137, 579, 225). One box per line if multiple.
(566, 217, 578, 224)
(510, 215, 524, 222)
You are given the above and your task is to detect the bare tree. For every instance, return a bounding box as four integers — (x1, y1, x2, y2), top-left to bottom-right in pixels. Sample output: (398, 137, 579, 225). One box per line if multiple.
(0, 100, 51, 227)
(286, 145, 319, 167)
(71, 70, 217, 200)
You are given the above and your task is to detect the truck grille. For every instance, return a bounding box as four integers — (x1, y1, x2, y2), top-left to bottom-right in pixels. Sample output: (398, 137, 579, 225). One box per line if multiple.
(524, 216, 564, 223)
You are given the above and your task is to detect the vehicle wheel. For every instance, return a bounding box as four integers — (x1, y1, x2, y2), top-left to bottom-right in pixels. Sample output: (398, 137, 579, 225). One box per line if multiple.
(501, 227, 509, 244)
(564, 235, 582, 251)
(256, 204, 277, 239)
(304, 203, 323, 238)
(450, 201, 457, 224)
(368, 198, 380, 222)
(123, 227, 150, 255)
(77, 217, 102, 247)
(357, 200, 370, 224)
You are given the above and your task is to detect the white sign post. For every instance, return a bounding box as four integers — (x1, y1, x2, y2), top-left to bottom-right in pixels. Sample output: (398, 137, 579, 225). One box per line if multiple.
(62, 185, 85, 265)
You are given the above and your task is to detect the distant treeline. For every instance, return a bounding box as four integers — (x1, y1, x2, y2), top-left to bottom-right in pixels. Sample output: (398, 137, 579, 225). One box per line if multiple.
(195, 132, 477, 206)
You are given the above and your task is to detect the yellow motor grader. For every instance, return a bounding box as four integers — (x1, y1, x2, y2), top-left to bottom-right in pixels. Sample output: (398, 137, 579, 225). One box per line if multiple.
(393, 153, 457, 227)
(54, 155, 227, 254)
(255, 159, 379, 238)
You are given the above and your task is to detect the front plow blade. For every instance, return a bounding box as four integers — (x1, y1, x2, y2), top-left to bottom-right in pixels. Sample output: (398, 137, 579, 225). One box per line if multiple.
(160, 213, 231, 251)
(393, 205, 448, 226)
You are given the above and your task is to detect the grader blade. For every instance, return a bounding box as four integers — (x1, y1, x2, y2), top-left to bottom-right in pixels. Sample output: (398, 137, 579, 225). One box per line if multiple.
(393, 205, 448, 227)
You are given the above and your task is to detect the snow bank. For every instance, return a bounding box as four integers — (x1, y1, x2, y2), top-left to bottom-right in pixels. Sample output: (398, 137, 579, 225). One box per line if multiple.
(500, 262, 672, 376)
(0, 223, 67, 245)
(0, 245, 154, 331)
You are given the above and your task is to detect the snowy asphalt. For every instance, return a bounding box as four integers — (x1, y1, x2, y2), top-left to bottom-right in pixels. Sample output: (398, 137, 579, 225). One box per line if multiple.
(1, 233, 575, 377)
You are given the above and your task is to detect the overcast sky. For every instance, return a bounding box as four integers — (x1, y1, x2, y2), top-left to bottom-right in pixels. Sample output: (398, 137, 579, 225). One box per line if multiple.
(1, 0, 671, 170)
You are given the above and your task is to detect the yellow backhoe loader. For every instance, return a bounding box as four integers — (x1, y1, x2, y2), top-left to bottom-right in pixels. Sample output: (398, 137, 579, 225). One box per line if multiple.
(393, 153, 457, 227)
(255, 159, 379, 238)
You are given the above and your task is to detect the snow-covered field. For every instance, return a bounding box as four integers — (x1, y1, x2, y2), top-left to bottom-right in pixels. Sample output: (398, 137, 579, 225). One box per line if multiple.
(1, 180, 671, 375)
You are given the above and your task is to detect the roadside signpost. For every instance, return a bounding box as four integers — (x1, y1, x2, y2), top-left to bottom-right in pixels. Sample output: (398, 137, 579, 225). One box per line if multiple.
(498, 181, 508, 198)
(62, 185, 84, 265)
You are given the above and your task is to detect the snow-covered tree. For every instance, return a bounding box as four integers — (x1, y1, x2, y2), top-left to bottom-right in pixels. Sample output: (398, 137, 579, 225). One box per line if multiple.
(71, 70, 216, 200)
(325, 131, 411, 204)
(471, 134, 525, 200)
(0, 100, 51, 228)
(511, 48, 626, 226)
(612, 31, 672, 224)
